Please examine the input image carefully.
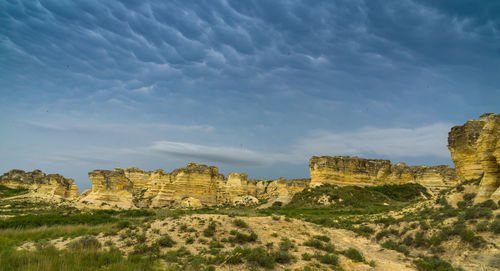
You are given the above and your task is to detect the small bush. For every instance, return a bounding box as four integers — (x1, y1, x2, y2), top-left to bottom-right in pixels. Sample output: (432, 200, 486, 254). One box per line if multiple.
(68, 235, 102, 250)
(233, 219, 248, 228)
(186, 236, 195, 244)
(476, 221, 489, 232)
(318, 253, 339, 265)
(303, 239, 324, 250)
(490, 220, 500, 234)
(157, 234, 176, 247)
(117, 220, 131, 229)
(203, 221, 217, 237)
(229, 230, 258, 243)
(313, 235, 330, 242)
(414, 256, 455, 271)
(279, 237, 294, 251)
(272, 250, 295, 264)
(381, 240, 409, 256)
(376, 230, 390, 240)
(301, 253, 312, 261)
(463, 193, 476, 205)
(344, 248, 364, 262)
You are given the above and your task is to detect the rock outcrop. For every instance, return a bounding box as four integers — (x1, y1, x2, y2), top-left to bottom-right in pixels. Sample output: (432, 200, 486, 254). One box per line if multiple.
(448, 113, 500, 202)
(0, 169, 79, 199)
(79, 163, 309, 209)
(309, 156, 459, 192)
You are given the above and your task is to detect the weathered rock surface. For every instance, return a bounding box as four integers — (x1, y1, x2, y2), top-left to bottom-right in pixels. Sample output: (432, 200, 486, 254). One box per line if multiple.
(309, 156, 459, 192)
(79, 163, 309, 209)
(0, 169, 79, 199)
(448, 113, 500, 202)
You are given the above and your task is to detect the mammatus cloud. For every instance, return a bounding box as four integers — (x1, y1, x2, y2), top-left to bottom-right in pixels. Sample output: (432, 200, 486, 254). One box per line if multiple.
(150, 123, 454, 166)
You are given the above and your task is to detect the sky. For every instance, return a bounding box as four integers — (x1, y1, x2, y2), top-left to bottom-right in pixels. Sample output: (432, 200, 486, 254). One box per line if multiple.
(1, 0, 499, 191)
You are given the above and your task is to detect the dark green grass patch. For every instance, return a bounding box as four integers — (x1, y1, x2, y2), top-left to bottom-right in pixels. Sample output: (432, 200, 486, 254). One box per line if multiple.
(0, 211, 117, 229)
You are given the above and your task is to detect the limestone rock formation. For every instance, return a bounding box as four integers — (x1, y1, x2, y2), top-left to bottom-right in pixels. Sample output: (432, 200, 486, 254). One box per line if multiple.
(80, 169, 135, 209)
(0, 169, 79, 199)
(309, 156, 458, 192)
(79, 163, 308, 209)
(448, 113, 500, 202)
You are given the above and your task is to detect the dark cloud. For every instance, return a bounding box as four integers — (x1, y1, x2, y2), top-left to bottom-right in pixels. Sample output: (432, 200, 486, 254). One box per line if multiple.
(1, 0, 499, 187)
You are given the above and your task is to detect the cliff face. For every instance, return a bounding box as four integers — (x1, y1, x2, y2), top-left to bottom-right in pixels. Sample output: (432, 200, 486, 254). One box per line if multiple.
(309, 156, 459, 192)
(79, 163, 308, 209)
(0, 169, 79, 199)
(448, 113, 500, 202)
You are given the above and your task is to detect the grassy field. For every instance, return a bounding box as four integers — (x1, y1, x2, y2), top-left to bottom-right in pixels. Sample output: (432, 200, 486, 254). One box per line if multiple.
(0, 182, 498, 270)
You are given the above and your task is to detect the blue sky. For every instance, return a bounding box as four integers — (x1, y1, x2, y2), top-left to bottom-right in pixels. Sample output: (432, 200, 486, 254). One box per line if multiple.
(1, 0, 499, 191)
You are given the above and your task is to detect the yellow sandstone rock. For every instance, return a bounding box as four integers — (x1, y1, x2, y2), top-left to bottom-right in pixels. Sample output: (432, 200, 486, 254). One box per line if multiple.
(309, 156, 458, 192)
(448, 113, 500, 202)
(0, 169, 79, 200)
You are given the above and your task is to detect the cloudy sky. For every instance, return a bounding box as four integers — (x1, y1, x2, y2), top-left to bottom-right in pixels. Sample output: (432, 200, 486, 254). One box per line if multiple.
(1, 0, 499, 191)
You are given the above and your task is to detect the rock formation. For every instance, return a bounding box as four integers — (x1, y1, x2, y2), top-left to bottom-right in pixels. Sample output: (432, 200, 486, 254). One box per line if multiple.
(0, 169, 79, 199)
(78, 163, 309, 209)
(448, 113, 500, 202)
(309, 156, 459, 192)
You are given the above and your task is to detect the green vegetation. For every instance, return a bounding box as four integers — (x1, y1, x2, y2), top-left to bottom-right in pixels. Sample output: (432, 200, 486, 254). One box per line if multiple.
(288, 184, 426, 209)
(156, 234, 176, 247)
(0, 211, 117, 229)
(343, 248, 364, 262)
(414, 256, 461, 271)
(0, 185, 28, 198)
(232, 218, 248, 228)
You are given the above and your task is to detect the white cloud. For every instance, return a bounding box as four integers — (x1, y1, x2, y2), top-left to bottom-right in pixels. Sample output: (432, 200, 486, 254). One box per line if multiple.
(293, 123, 453, 159)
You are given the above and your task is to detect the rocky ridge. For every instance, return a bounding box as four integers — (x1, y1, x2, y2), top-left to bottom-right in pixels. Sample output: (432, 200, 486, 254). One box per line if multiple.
(309, 156, 459, 193)
(78, 163, 310, 209)
(0, 169, 79, 199)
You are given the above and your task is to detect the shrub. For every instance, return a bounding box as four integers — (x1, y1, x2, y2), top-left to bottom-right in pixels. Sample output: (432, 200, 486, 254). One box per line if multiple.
(313, 235, 330, 242)
(303, 239, 324, 249)
(376, 230, 390, 240)
(186, 236, 195, 244)
(490, 220, 500, 234)
(414, 256, 455, 271)
(436, 197, 449, 206)
(156, 234, 176, 247)
(462, 193, 476, 205)
(402, 235, 414, 246)
(279, 238, 293, 251)
(272, 250, 295, 264)
(203, 221, 217, 237)
(476, 221, 489, 232)
(381, 240, 409, 256)
(233, 219, 248, 228)
(117, 220, 131, 229)
(68, 235, 102, 250)
(344, 248, 364, 262)
(301, 253, 312, 261)
(229, 230, 258, 243)
(318, 253, 339, 265)
(464, 206, 493, 220)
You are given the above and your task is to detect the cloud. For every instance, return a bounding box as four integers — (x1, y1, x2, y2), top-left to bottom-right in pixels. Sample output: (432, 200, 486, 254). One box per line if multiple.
(150, 141, 288, 166)
(149, 122, 454, 167)
(24, 120, 214, 134)
(293, 123, 454, 159)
